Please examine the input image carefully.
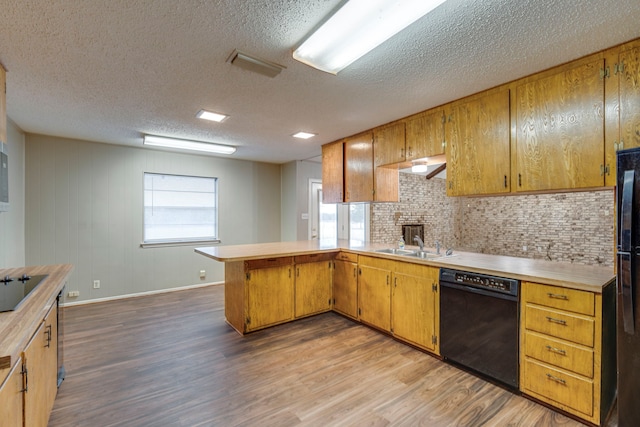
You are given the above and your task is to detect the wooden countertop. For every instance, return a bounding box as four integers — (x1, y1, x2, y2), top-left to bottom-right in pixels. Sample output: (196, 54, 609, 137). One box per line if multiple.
(0, 264, 74, 371)
(196, 240, 614, 293)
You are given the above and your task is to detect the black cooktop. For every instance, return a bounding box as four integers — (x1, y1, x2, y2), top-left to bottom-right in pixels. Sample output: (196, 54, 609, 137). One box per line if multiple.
(0, 274, 49, 312)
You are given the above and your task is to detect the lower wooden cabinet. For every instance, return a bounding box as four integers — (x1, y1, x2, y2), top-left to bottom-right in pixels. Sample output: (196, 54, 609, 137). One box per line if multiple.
(520, 281, 616, 425)
(332, 252, 358, 319)
(357, 256, 393, 332)
(391, 262, 439, 354)
(0, 357, 23, 427)
(294, 254, 333, 318)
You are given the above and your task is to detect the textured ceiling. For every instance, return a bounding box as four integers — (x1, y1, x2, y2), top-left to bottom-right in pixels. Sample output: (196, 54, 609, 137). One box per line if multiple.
(0, 0, 639, 164)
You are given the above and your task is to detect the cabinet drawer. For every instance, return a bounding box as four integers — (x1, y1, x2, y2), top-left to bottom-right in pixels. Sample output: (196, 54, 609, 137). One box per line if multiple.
(525, 305, 595, 347)
(523, 358, 593, 417)
(335, 252, 357, 262)
(294, 253, 335, 264)
(245, 257, 293, 270)
(524, 331, 594, 378)
(523, 282, 594, 316)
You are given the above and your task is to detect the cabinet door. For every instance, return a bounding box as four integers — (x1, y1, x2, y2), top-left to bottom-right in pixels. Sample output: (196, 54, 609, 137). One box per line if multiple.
(344, 132, 374, 202)
(321, 141, 344, 203)
(23, 304, 57, 427)
(446, 89, 511, 196)
(246, 266, 294, 331)
(0, 359, 24, 427)
(295, 261, 332, 318)
(374, 122, 406, 166)
(619, 47, 640, 150)
(392, 263, 439, 353)
(333, 259, 358, 318)
(358, 264, 391, 332)
(516, 60, 605, 191)
(405, 108, 445, 160)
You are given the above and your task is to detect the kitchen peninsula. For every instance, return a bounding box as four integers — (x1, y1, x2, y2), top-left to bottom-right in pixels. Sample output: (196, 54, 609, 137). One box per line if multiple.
(196, 240, 615, 425)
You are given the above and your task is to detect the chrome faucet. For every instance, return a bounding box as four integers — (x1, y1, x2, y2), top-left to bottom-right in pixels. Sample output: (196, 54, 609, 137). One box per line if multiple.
(413, 235, 424, 251)
(435, 240, 441, 255)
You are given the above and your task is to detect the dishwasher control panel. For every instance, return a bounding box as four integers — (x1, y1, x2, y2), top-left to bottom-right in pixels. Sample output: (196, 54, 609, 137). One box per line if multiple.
(440, 268, 519, 297)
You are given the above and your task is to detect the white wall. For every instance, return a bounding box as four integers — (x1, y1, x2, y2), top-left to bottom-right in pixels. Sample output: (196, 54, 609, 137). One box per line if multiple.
(25, 134, 281, 303)
(280, 160, 322, 241)
(0, 119, 26, 268)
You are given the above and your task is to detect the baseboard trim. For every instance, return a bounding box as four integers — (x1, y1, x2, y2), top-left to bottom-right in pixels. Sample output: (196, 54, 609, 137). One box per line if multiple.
(61, 281, 224, 307)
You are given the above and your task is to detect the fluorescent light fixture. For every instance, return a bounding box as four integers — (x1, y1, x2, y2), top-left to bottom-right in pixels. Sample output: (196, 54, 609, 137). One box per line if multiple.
(293, 0, 447, 74)
(143, 135, 236, 155)
(293, 131, 316, 139)
(196, 110, 228, 122)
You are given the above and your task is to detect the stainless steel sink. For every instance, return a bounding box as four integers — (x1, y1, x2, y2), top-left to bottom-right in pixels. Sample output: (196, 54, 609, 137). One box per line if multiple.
(402, 251, 441, 259)
(374, 248, 416, 255)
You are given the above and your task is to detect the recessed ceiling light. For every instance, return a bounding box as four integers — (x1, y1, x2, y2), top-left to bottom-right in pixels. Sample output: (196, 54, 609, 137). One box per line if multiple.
(143, 135, 236, 155)
(293, 131, 316, 139)
(196, 110, 228, 123)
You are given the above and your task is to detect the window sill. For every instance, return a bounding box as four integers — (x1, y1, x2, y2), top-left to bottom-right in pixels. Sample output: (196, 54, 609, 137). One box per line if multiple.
(140, 239, 221, 249)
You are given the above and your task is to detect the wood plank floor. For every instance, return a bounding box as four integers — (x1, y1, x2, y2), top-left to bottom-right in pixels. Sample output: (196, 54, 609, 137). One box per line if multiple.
(49, 284, 592, 427)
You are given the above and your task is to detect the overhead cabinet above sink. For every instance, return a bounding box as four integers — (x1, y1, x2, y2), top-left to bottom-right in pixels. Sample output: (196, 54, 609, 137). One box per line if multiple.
(321, 37, 640, 198)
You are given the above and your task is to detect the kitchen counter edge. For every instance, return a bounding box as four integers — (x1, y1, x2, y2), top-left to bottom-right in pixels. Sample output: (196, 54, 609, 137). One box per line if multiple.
(195, 242, 614, 294)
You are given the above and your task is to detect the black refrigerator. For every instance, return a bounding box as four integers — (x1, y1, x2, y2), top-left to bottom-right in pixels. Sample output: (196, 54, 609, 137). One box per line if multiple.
(616, 147, 640, 426)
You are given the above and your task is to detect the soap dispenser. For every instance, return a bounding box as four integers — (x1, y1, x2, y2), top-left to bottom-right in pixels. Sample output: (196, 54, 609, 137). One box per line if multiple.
(398, 236, 405, 250)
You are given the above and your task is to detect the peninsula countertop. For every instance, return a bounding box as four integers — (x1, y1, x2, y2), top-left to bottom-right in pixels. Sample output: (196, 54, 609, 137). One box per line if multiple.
(0, 264, 74, 371)
(195, 240, 614, 293)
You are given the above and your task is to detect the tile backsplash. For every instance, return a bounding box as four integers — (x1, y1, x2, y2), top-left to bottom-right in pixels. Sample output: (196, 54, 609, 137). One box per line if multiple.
(371, 173, 614, 267)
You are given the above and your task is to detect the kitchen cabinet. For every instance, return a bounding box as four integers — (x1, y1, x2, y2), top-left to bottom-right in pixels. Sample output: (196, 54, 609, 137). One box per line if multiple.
(0, 358, 23, 427)
(321, 141, 343, 203)
(357, 255, 393, 332)
(344, 132, 374, 202)
(445, 89, 511, 196)
(606, 43, 640, 186)
(404, 108, 446, 160)
(520, 281, 616, 425)
(515, 60, 605, 192)
(332, 252, 358, 319)
(223, 257, 294, 333)
(391, 262, 439, 354)
(294, 254, 333, 318)
(23, 303, 58, 427)
(374, 122, 406, 167)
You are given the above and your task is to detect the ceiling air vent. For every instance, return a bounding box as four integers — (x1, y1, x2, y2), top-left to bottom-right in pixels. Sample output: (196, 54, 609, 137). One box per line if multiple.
(226, 49, 285, 78)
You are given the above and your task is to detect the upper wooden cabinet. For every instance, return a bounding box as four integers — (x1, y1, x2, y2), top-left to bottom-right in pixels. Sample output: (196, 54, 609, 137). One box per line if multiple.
(515, 60, 605, 192)
(344, 132, 374, 202)
(374, 122, 406, 166)
(446, 89, 511, 196)
(404, 108, 446, 160)
(0, 65, 6, 143)
(606, 44, 640, 186)
(321, 141, 344, 203)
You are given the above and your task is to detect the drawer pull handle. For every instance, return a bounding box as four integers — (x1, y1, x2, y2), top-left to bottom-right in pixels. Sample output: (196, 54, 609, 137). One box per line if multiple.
(546, 316, 567, 326)
(545, 345, 567, 355)
(546, 373, 567, 385)
(547, 293, 568, 300)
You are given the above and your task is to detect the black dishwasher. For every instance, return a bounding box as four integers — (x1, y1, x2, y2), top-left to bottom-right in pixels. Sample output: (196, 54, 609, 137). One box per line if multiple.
(439, 268, 520, 389)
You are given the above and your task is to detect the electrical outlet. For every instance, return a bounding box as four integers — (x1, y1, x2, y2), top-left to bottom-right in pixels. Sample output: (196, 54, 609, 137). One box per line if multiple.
(199, 270, 206, 279)
(68, 291, 80, 298)
(93, 280, 100, 289)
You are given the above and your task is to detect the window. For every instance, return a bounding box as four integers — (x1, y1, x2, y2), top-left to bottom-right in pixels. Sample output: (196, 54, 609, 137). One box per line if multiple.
(143, 173, 219, 245)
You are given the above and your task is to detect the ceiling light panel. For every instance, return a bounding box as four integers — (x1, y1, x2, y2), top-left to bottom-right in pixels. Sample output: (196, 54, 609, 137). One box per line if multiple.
(293, 131, 316, 139)
(143, 135, 236, 155)
(293, 0, 448, 74)
(196, 110, 228, 122)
